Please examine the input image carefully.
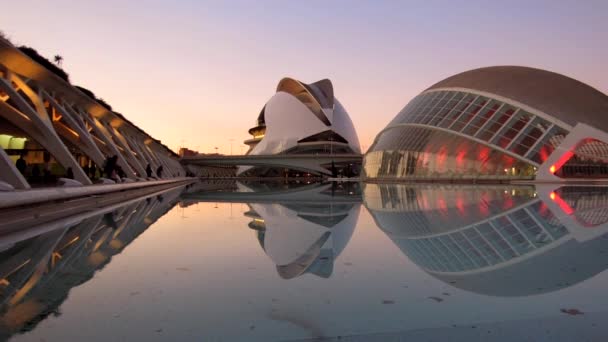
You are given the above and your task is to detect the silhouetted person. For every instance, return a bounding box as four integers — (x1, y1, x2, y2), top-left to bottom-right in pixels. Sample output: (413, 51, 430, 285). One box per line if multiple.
(116, 165, 125, 179)
(90, 163, 97, 179)
(103, 155, 119, 182)
(31, 164, 40, 182)
(103, 212, 118, 230)
(156, 165, 163, 178)
(43, 151, 52, 184)
(146, 163, 153, 177)
(83, 164, 90, 178)
(16, 154, 27, 175)
(66, 167, 74, 179)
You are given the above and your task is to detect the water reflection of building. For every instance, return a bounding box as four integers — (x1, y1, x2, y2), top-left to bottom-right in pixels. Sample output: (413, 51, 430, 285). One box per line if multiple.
(243, 183, 361, 279)
(248, 200, 359, 279)
(364, 183, 608, 296)
(0, 186, 184, 338)
(185, 182, 361, 279)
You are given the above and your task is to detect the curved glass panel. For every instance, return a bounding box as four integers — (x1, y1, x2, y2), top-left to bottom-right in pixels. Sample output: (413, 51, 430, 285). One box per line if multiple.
(369, 90, 575, 179)
(364, 126, 535, 180)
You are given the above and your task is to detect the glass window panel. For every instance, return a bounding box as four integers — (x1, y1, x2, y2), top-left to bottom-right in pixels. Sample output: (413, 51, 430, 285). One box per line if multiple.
(476, 106, 516, 141)
(493, 112, 532, 148)
(463, 102, 501, 136)
(438, 93, 476, 129)
(450, 97, 487, 132)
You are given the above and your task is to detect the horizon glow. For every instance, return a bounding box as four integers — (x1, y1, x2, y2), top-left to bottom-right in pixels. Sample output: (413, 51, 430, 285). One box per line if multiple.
(2, 0, 607, 153)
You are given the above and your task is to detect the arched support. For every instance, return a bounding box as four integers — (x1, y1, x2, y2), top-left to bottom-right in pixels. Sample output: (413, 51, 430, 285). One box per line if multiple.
(81, 113, 136, 179)
(141, 141, 163, 172)
(0, 78, 91, 185)
(536, 123, 608, 182)
(42, 92, 105, 168)
(123, 134, 158, 177)
(102, 122, 146, 177)
(117, 129, 153, 174)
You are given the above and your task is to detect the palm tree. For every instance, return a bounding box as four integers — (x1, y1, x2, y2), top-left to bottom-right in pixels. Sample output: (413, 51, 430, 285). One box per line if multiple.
(53, 55, 63, 66)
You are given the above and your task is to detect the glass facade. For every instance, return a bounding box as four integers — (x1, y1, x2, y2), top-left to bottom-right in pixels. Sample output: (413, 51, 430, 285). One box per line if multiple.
(368, 90, 571, 180)
(364, 126, 535, 180)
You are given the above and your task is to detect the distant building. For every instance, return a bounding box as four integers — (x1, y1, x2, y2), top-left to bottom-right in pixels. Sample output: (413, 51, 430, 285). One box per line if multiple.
(364, 66, 608, 181)
(178, 147, 199, 158)
(241, 78, 361, 177)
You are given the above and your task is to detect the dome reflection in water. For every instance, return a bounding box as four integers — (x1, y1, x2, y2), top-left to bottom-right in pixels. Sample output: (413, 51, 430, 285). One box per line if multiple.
(364, 183, 608, 296)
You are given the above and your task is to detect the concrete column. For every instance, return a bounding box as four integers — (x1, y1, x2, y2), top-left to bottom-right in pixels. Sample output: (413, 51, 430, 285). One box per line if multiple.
(0, 79, 91, 185)
(118, 130, 152, 173)
(43, 92, 105, 167)
(102, 122, 146, 177)
(0, 147, 30, 189)
(142, 142, 164, 173)
(81, 113, 136, 179)
(124, 134, 158, 177)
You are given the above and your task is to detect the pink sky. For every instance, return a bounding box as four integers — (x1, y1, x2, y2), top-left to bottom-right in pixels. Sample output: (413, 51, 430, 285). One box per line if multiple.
(2, 0, 607, 153)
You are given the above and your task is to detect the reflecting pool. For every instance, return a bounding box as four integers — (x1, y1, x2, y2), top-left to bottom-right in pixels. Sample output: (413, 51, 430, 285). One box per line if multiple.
(2, 181, 608, 341)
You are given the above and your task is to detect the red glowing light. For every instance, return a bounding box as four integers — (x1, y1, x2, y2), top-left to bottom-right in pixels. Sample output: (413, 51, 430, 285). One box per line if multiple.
(437, 198, 448, 217)
(455, 195, 466, 215)
(550, 150, 575, 176)
(550, 191, 574, 215)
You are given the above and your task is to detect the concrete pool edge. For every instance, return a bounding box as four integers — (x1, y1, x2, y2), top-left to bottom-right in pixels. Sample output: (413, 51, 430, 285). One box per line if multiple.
(0, 178, 195, 210)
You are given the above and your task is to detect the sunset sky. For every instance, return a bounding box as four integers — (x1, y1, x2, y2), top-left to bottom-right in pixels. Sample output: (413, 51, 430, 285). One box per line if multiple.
(2, 0, 607, 154)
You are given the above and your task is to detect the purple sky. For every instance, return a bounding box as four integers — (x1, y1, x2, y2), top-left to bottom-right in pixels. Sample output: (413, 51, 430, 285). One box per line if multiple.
(2, 0, 607, 153)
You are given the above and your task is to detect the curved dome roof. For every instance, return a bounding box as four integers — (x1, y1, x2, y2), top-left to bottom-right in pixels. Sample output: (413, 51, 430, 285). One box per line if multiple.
(427, 66, 608, 131)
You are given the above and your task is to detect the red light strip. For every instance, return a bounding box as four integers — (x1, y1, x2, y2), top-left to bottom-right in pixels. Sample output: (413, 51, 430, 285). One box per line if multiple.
(550, 191, 574, 215)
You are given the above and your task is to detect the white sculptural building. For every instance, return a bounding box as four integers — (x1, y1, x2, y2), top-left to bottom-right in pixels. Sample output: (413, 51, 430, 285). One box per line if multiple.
(241, 78, 361, 177)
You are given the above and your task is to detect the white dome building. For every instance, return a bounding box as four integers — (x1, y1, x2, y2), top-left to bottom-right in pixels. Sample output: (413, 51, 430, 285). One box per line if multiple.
(241, 78, 360, 176)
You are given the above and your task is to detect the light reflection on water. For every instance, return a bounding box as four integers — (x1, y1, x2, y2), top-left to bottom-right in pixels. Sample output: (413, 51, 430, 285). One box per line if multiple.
(2, 181, 608, 341)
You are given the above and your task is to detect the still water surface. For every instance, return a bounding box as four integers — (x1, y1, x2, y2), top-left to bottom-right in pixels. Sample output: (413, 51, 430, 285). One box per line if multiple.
(1, 181, 608, 341)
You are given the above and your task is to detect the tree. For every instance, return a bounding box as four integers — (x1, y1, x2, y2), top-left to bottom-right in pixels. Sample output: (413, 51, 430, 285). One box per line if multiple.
(53, 55, 63, 66)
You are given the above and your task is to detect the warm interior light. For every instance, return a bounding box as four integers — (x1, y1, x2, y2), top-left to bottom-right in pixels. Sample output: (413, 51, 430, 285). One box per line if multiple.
(549, 165, 556, 174)
(550, 192, 556, 200)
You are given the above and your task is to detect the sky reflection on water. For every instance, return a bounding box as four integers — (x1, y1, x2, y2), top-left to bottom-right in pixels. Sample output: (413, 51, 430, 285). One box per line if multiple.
(2, 181, 608, 341)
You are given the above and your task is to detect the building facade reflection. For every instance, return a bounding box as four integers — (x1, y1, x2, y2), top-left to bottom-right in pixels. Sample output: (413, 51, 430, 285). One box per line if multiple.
(0, 186, 185, 338)
(364, 183, 608, 296)
(185, 181, 362, 280)
(4, 180, 608, 339)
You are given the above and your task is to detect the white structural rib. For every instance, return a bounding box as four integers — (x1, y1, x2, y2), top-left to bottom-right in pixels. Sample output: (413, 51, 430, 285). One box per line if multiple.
(0, 37, 185, 187)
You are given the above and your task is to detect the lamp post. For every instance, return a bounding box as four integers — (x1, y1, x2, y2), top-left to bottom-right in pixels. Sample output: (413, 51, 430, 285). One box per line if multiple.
(229, 139, 234, 155)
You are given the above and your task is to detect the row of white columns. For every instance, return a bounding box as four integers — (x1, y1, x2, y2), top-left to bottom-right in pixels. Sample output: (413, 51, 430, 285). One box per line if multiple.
(0, 66, 184, 189)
